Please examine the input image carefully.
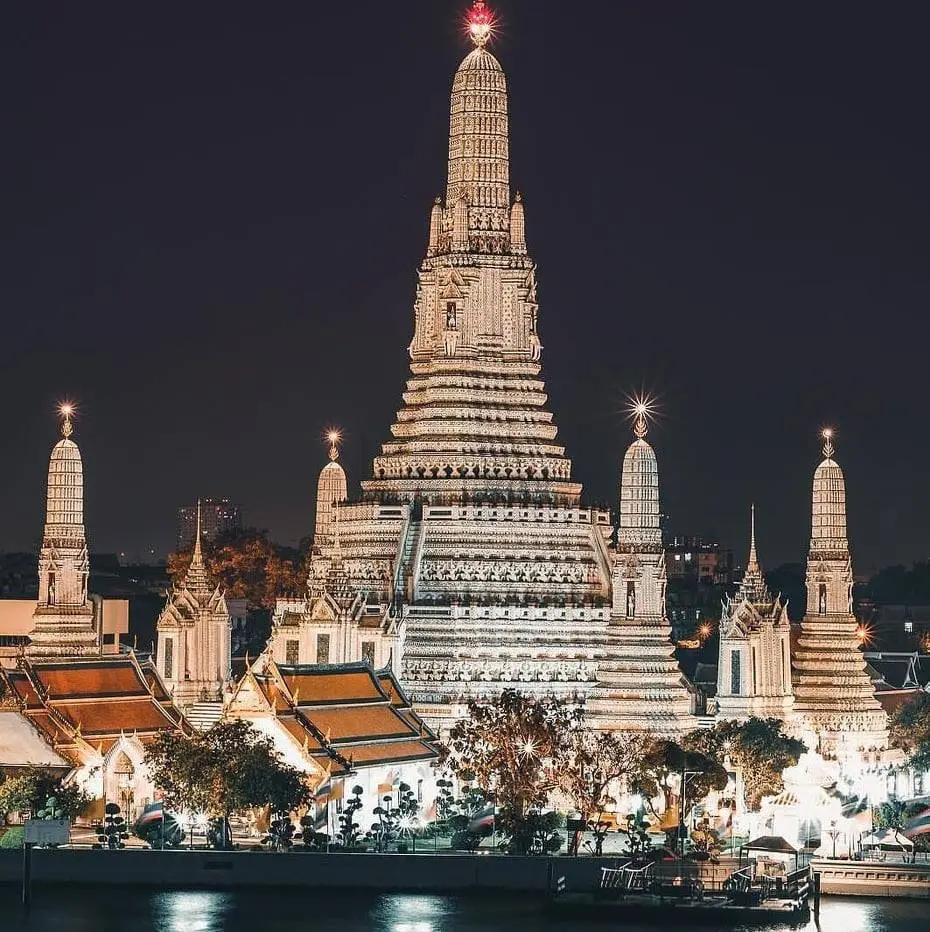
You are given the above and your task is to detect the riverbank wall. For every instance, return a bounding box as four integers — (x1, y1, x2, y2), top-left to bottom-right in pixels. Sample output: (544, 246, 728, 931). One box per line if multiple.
(812, 859, 930, 899)
(0, 850, 928, 899)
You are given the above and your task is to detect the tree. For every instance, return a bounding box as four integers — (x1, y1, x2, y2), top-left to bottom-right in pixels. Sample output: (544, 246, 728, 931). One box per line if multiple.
(0, 768, 89, 824)
(682, 718, 805, 810)
(95, 803, 129, 850)
(369, 782, 420, 852)
(890, 692, 930, 771)
(445, 690, 570, 855)
(144, 720, 312, 847)
(167, 528, 304, 612)
(557, 729, 648, 855)
(334, 785, 364, 849)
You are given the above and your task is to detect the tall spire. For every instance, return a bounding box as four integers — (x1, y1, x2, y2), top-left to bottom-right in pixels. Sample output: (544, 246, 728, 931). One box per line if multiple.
(793, 426, 887, 758)
(811, 427, 848, 556)
(738, 504, 769, 603)
(618, 401, 660, 549)
(183, 499, 212, 594)
(442, 1, 511, 254)
(28, 404, 97, 657)
(314, 431, 348, 551)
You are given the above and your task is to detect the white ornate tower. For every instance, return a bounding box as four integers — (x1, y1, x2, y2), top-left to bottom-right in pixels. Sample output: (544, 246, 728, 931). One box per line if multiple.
(716, 507, 793, 721)
(297, 2, 616, 728)
(587, 408, 693, 735)
(156, 502, 232, 709)
(27, 405, 98, 658)
(791, 431, 887, 759)
(313, 432, 348, 551)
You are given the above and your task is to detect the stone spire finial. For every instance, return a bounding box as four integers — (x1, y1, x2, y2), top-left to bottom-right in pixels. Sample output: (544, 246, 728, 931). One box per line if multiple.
(467, 1, 494, 47)
(748, 503, 759, 575)
(739, 504, 769, 602)
(327, 429, 342, 463)
(59, 403, 74, 439)
(184, 499, 211, 593)
(821, 427, 835, 460)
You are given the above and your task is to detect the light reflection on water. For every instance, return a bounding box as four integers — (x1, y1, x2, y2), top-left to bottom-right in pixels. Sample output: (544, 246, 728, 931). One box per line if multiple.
(1, 889, 928, 931)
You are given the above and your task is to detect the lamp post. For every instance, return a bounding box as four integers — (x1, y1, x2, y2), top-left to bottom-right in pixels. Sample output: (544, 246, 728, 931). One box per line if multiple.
(679, 769, 703, 860)
(827, 819, 840, 859)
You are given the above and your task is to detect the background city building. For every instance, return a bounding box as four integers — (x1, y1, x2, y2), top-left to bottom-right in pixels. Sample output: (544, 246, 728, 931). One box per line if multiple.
(177, 499, 242, 550)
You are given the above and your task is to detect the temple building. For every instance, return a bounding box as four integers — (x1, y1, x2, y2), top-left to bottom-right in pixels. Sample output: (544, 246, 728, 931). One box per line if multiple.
(26, 406, 98, 658)
(586, 410, 694, 735)
(290, 3, 693, 731)
(715, 507, 794, 721)
(155, 502, 232, 721)
(224, 657, 439, 833)
(0, 654, 190, 819)
(791, 431, 888, 760)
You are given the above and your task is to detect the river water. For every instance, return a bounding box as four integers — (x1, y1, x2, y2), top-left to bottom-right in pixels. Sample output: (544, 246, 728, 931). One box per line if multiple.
(2, 889, 928, 931)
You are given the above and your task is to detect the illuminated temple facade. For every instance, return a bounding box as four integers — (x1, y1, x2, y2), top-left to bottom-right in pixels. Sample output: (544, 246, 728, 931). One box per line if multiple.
(791, 433, 888, 760)
(285, 3, 694, 732)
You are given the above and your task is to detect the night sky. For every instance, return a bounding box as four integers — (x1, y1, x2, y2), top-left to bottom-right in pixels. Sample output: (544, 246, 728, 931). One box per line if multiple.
(2, 1, 928, 573)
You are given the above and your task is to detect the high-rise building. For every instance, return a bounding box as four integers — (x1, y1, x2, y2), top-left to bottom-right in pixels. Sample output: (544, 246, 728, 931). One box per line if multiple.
(176, 498, 242, 551)
(791, 431, 887, 760)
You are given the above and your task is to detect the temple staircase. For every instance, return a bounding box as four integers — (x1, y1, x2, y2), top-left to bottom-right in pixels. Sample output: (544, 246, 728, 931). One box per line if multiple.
(184, 701, 224, 732)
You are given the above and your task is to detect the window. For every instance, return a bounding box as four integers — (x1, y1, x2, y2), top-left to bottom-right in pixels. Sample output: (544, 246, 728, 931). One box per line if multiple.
(818, 583, 827, 615)
(164, 638, 174, 680)
(316, 634, 330, 665)
(730, 650, 741, 695)
(285, 639, 299, 665)
(905, 621, 914, 634)
(362, 641, 376, 666)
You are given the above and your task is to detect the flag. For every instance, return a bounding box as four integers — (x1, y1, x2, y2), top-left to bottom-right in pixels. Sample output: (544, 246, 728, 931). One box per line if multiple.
(377, 782, 394, 796)
(331, 781, 345, 801)
(134, 801, 166, 830)
(467, 805, 495, 834)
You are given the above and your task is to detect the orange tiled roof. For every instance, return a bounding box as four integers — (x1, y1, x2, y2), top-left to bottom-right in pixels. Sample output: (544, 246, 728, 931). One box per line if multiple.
(31, 660, 150, 699)
(307, 704, 417, 744)
(280, 666, 385, 705)
(4, 670, 42, 708)
(376, 670, 407, 707)
(52, 698, 180, 736)
(278, 714, 326, 753)
(343, 739, 438, 767)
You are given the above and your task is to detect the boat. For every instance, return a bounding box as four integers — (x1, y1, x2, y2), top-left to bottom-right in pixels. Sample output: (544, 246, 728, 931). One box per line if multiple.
(548, 857, 813, 926)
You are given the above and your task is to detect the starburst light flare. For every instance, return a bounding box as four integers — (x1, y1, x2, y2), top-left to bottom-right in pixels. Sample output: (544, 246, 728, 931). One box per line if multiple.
(325, 428, 342, 462)
(58, 401, 77, 438)
(466, 0, 495, 47)
(518, 736, 538, 760)
(626, 394, 657, 440)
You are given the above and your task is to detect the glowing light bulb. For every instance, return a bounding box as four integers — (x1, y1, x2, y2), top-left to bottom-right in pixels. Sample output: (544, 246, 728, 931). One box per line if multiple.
(59, 403, 73, 417)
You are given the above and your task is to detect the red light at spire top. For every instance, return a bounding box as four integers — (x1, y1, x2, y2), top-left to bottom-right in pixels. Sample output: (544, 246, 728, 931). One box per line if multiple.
(467, 0, 495, 47)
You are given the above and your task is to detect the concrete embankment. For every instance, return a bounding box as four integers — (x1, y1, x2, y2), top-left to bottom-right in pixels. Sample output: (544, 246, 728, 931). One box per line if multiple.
(1, 849, 928, 899)
(0, 849, 592, 892)
(812, 859, 930, 899)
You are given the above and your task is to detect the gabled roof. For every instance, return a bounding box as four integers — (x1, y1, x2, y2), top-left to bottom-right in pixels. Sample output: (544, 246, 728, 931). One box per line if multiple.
(4, 655, 190, 758)
(228, 657, 439, 775)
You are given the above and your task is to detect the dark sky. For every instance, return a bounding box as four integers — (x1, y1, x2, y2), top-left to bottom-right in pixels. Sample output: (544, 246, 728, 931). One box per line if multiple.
(2, 1, 928, 573)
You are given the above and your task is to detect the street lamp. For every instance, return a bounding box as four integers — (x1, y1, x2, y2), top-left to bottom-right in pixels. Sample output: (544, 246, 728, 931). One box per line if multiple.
(827, 819, 840, 859)
(679, 770, 703, 860)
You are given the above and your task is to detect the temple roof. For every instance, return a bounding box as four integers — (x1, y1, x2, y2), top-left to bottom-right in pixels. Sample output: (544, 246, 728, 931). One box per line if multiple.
(230, 658, 439, 775)
(0, 655, 190, 759)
